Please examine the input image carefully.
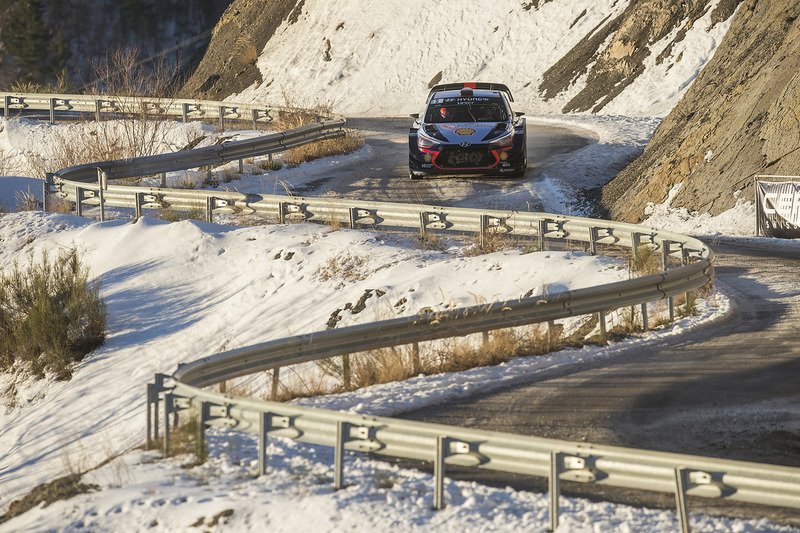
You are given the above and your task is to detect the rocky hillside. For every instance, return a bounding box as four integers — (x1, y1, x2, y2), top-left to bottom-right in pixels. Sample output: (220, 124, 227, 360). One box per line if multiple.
(601, 0, 800, 222)
(177, 0, 300, 100)
(0, 0, 232, 88)
(540, 0, 741, 114)
(178, 0, 737, 116)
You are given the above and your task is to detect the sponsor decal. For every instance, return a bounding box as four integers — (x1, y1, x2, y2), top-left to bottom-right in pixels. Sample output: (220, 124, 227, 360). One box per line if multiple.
(455, 127, 476, 136)
(756, 180, 800, 238)
(431, 97, 492, 104)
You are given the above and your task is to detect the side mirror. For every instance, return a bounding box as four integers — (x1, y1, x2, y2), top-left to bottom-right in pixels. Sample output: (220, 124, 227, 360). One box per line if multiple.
(410, 113, 420, 119)
(515, 112, 525, 117)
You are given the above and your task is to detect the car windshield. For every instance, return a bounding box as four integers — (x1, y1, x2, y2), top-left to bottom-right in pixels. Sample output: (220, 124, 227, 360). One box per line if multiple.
(426, 103, 508, 124)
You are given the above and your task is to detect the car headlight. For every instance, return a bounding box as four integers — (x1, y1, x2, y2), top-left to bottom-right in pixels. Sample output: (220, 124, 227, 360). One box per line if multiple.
(418, 134, 440, 150)
(490, 129, 514, 148)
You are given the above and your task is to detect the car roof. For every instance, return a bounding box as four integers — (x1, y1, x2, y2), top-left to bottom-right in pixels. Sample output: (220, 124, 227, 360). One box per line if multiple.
(427, 82, 514, 103)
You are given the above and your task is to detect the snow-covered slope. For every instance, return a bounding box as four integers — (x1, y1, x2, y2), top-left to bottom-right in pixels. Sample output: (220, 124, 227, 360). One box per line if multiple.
(227, 0, 734, 117)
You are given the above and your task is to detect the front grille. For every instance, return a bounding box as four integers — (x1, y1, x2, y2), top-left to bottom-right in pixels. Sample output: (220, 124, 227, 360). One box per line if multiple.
(437, 147, 496, 169)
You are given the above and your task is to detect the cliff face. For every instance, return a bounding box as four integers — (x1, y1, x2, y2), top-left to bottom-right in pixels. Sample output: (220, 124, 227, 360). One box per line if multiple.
(540, 0, 741, 114)
(601, 0, 800, 222)
(177, 0, 302, 100)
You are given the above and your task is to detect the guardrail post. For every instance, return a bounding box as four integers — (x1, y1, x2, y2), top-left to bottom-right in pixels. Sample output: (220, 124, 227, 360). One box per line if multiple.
(3, 96, 10, 117)
(641, 303, 648, 332)
(75, 187, 83, 217)
(134, 193, 143, 219)
(334, 420, 347, 490)
(97, 169, 107, 222)
(412, 342, 421, 374)
(206, 196, 214, 223)
(43, 173, 53, 212)
(95, 100, 101, 122)
(538, 219, 547, 251)
(433, 436, 447, 510)
(199, 401, 209, 453)
(631, 232, 640, 263)
(270, 368, 281, 400)
(49, 98, 56, 124)
(238, 159, 244, 174)
(258, 412, 267, 476)
(589, 226, 597, 255)
(662, 240, 675, 321)
(164, 393, 174, 455)
(146, 383, 153, 450)
(682, 248, 691, 309)
(479, 214, 488, 249)
(342, 354, 351, 391)
(549, 451, 562, 532)
(349, 207, 358, 230)
(278, 202, 286, 224)
(258, 412, 269, 476)
(218, 106, 225, 131)
(674, 467, 691, 533)
(182, 103, 189, 123)
(160, 172, 167, 188)
(598, 310, 606, 337)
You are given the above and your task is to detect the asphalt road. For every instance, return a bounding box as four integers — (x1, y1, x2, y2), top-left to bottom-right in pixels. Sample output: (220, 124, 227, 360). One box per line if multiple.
(292, 117, 594, 210)
(324, 120, 800, 524)
(394, 237, 800, 524)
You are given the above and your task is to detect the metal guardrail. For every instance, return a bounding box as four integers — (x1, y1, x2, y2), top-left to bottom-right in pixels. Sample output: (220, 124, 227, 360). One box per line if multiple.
(1, 91, 340, 128)
(31, 102, 799, 532)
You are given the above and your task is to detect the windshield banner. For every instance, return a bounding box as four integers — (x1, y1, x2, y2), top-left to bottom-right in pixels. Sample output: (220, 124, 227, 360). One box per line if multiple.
(755, 180, 800, 238)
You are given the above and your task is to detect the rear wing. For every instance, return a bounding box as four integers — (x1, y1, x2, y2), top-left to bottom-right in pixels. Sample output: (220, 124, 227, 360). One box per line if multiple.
(427, 82, 514, 102)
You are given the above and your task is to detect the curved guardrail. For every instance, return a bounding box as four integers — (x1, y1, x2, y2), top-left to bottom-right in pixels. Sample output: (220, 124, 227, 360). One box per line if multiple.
(27, 101, 800, 531)
(0, 91, 334, 128)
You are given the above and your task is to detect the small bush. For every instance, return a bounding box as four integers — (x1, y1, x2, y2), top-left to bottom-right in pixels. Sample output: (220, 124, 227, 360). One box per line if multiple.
(630, 245, 662, 276)
(0, 248, 106, 380)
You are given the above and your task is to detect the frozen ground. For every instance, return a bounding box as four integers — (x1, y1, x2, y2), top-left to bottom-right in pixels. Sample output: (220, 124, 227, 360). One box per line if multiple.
(1, 0, 798, 529)
(1, 112, 797, 532)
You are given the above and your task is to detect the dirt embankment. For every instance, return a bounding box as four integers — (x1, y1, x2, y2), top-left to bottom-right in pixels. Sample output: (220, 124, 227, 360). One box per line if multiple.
(600, 0, 800, 222)
(177, 0, 304, 101)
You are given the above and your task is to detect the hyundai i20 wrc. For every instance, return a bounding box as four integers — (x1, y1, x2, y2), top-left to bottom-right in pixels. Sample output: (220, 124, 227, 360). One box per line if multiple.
(409, 82, 527, 179)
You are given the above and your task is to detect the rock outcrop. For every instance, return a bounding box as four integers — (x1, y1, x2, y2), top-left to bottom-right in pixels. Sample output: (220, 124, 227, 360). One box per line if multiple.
(177, 0, 303, 100)
(601, 0, 800, 222)
(541, 0, 741, 114)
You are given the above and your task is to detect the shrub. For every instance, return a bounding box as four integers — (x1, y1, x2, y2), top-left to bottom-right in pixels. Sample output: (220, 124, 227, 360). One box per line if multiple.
(0, 248, 106, 380)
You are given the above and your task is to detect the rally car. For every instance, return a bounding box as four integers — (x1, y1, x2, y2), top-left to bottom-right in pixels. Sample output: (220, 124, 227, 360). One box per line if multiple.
(409, 82, 527, 179)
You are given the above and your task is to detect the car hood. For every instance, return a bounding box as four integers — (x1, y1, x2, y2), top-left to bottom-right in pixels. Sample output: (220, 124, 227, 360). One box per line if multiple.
(432, 123, 503, 144)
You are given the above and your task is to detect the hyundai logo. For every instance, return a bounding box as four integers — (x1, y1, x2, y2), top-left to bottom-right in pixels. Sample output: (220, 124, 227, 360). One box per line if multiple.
(460, 141, 471, 147)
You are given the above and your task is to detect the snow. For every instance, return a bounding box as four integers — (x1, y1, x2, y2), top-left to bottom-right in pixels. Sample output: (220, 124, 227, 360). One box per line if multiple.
(1, 0, 798, 531)
(230, 0, 734, 118)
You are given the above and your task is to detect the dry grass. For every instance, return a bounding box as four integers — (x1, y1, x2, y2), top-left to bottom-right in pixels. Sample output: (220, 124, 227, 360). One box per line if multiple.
(318, 253, 369, 283)
(630, 245, 662, 276)
(7, 70, 75, 94)
(464, 230, 522, 256)
(235, 36, 259, 66)
(274, 92, 364, 167)
(13, 189, 39, 211)
(153, 414, 207, 465)
(282, 129, 364, 168)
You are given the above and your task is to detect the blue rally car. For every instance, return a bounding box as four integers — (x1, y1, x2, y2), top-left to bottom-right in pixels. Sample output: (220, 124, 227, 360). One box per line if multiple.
(409, 82, 527, 179)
